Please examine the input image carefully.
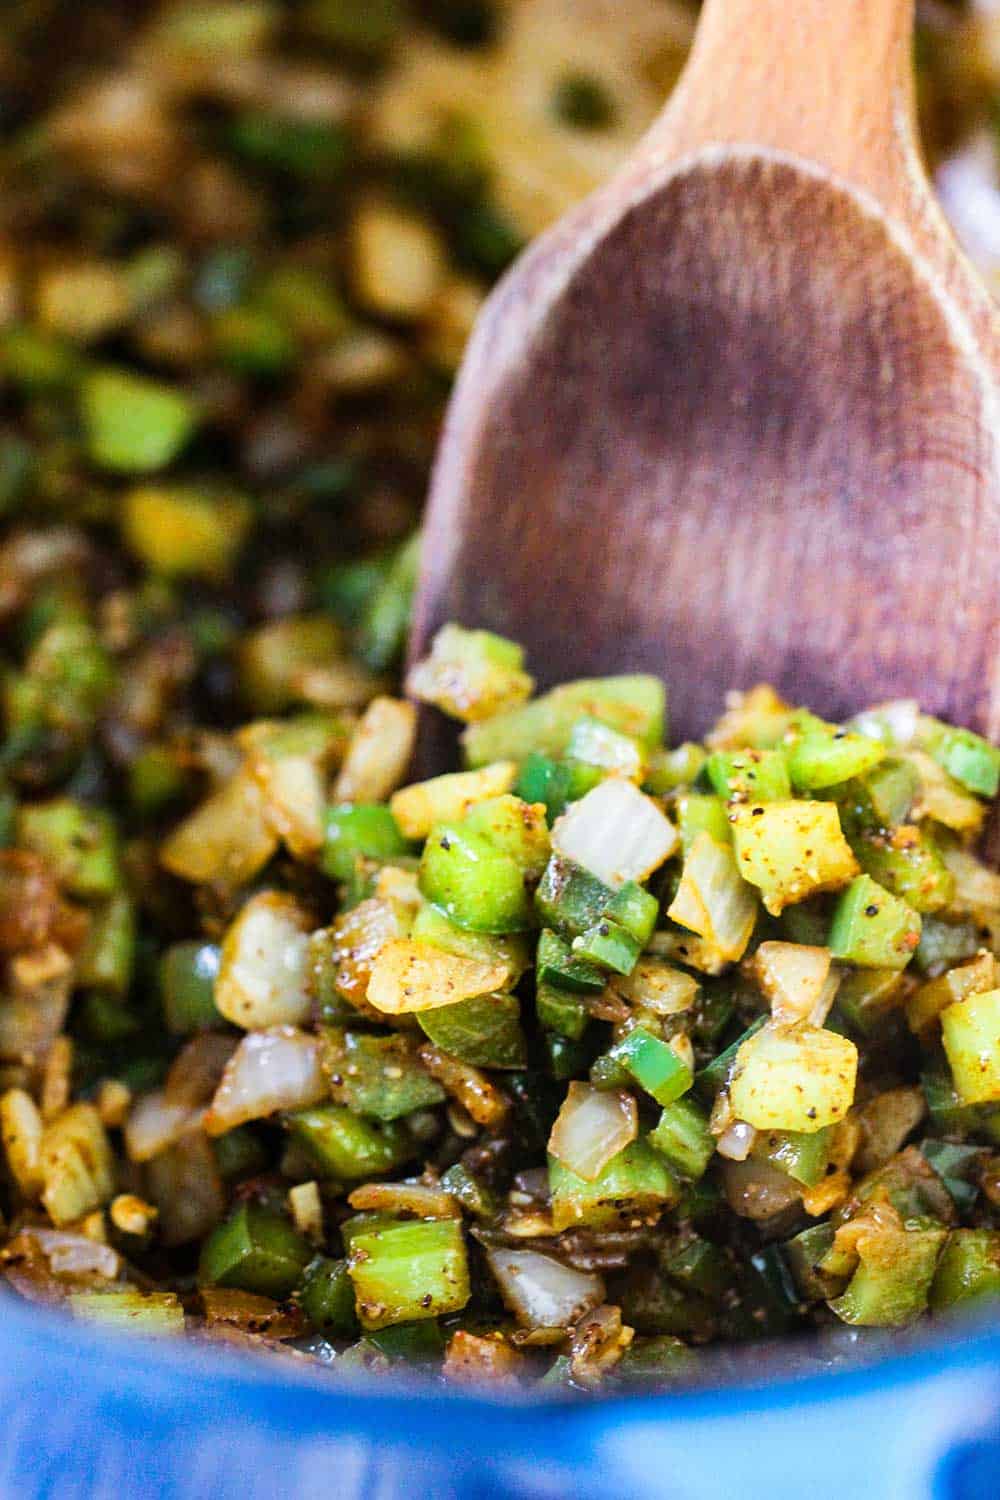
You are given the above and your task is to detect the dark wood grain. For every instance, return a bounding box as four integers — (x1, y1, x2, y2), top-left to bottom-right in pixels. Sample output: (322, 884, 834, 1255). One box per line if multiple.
(410, 0, 1000, 748)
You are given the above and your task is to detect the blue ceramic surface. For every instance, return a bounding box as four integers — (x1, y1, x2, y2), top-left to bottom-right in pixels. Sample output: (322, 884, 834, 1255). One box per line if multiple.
(2, 1293, 998, 1500)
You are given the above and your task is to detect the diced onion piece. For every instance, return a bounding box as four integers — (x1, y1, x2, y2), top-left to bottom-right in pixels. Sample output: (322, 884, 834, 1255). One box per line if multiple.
(548, 1082, 637, 1182)
(850, 700, 920, 747)
(288, 1181, 324, 1241)
(203, 1027, 327, 1136)
(145, 1130, 225, 1247)
(215, 892, 312, 1030)
(164, 1033, 238, 1110)
(124, 1090, 199, 1163)
(406, 623, 533, 723)
(667, 832, 757, 962)
(552, 777, 677, 889)
(751, 941, 833, 1027)
(942, 988, 1000, 1105)
(940, 842, 1000, 917)
(367, 937, 511, 1015)
(729, 1023, 858, 1133)
(904, 750, 986, 835)
(715, 1120, 757, 1161)
(417, 1043, 509, 1129)
(611, 958, 699, 1015)
(721, 1156, 803, 1221)
(347, 1180, 460, 1219)
(248, 751, 326, 858)
(30, 1227, 121, 1279)
(333, 696, 417, 804)
(199, 1287, 303, 1338)
(0, 1087, 44, 1194)
(160, 767, 278, 886)
(39, 1103, 116, 1227)
(324, 896, 411, 1020)
(485, 1245, 605, 1330)
(390, 763, 517, 840)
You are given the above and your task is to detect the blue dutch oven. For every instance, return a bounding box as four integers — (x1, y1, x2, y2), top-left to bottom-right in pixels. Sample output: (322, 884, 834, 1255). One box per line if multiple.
(2, 1294, 998, 1499)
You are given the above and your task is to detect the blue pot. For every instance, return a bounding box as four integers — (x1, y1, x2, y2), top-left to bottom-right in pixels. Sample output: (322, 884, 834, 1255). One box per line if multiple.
(3, 1295, 998, 1500)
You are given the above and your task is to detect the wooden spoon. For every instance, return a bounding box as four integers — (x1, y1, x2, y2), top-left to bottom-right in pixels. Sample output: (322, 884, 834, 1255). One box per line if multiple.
(410, 0, 1000, 750)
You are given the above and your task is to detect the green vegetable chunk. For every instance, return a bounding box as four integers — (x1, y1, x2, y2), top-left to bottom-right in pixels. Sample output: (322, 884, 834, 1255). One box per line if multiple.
(828, 875, 922, 969)
(286, 1105, 411, 1180)
(298, 1255, 359, 1334)
(463, 675, 665, 766)
(706, 748, 791, 802)
(347, 1218, 470, 1329)
(417, 992, 526, 1067)
(321, 1029, 445, 1119)
(612, 1027, 693, 1106)
(649, 1097, 715, 1180)
(930, 1230, 1000, 1311)
(828, 1223, 947, 1327)
(322, 804, 412, 881)
(80, 368, 197, 473)
(199, 1202, 312, 1299)
(549, 1139, 680, 1231)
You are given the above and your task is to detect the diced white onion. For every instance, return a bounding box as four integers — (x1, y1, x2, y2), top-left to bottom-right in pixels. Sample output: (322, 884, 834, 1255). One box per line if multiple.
(552, 777, 677, 888)
(715, 1120, 757, 1161)
(215, 892, 313, 1030)
(124, 1090, 200, 1164)
(367, 938, 511, 1014)
(203, 1026, 327, 1136)
(752, 941, 833, 1028)
(485, 1245, 605, 1329)
(850, 699, 919, 747)
(612, 958, 699, 1016)
(547, 1082, 637, 1181)
(667, 831, 757, 961)
(30, 1228, 120, 1279)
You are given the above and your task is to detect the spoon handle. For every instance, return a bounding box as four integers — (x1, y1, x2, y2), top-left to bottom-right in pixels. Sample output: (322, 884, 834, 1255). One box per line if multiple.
(647, 0, 918, 212)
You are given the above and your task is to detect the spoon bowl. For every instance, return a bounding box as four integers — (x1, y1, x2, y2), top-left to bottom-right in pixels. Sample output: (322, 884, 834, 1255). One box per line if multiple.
(411, 0, 1000, 743)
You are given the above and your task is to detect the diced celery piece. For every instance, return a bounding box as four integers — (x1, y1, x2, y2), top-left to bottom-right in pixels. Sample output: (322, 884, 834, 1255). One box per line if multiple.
(199, 1202, 312, 1299)
(613, 1027, 692, 1106)
(286, 1105, 410, 1180)
(535, 855, 612, 938)
(605, 881, 659, 944)
(515, 753, 573, 824)
(16, 799, 120, 897)
(347, 1218, 470, 1329)
(81, 368, 197, 473)
(320, 1028, 445, 1119)
(419, 823, 534, 933)
(536, 928, 605, 994)
(417, 992, 526, 1068)
(731, 800, 858, 915)
(706, 748, 790, 802)
(863, 758, 920, 827)
(922, 721, 1000, 798)
(729, 1023, 858, 1132)
(942, 988, 1000, 1105)
(829, 1224, 947, 1327)
(549, 1139, 680, 1231)
(849, 825, 954, 915)
(298, 1255, 359, 1334)
(675, 792, 731, 852)
(649, 1097, 714, 1180)
(462, 794, 550, 877)
(322, 804, 413, 881)
(930, 1230, 1000, 1310)
(573, 917, 643, 975)
(69, 1290, 185, 1335)
(463, 675, 666, 766)
(756, 1126, 831, 1187)
(828, 875, 922, 969)
(644, 743, 706, 795)
(786, 727, 886, 792)
(537, 981, 590, 1041)
(160, 941, 223, 1034)
(76, 893, 135, 998)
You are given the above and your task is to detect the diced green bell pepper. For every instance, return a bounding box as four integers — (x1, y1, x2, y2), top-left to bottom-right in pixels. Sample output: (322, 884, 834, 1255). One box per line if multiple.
(298, 1255, 359, 1334)
(649, 1097, 714, 1180)
(81, 368, 198, 473)
(321, 1028, 445, 1120)
(848, 826, 954, 914)
(417, 992, 526, 1068)
(322, 804, 413, 881)
(16, 799, 120, 897)
(76, 893, 135, 999)
(536, 928, 605, 994)
(755, 1126, 831, 1187)
(199, 1202, 312, 1299)
(286, 1105, 411, 1180)
(922, 722, 1000, 798)
(612, 1026, 692, 1106)
(419, 823, 534, 933)
(828, 875, 921, 969)
(828, 1223, 947, 1327)
(535, 855, 612, 939)
(536, 981, 589, 1041)
(573, 916, 643, 975)
(462, 675, 666, 766)
(515, 753, 573, 825)
(160, 941, 222, 1034)
(549, 1138, 680, 1231)
(929, 1229, 1000, 1311)
(786, 726, 886, 792)
(674, 793, 731, 852)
